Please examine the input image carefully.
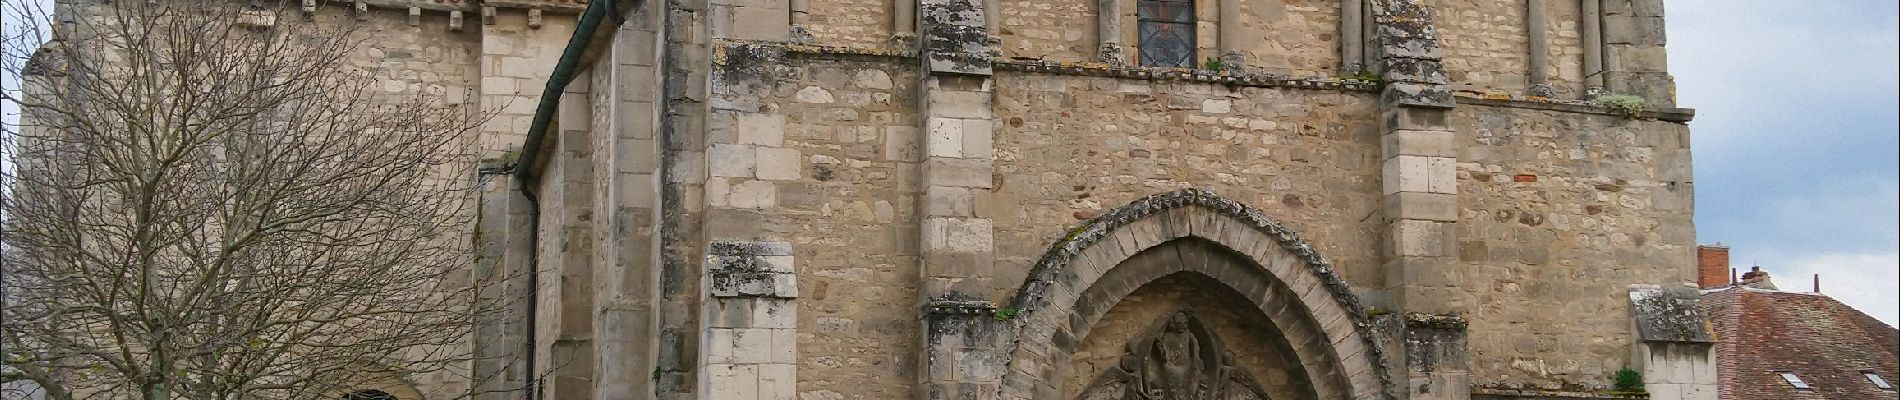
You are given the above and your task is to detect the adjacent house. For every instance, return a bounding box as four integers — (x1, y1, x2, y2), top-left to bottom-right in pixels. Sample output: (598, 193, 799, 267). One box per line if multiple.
(1696, 245, 1900, 399)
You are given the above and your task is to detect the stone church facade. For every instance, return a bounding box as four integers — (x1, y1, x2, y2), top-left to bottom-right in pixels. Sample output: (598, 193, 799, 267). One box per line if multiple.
(464, 0, 1717, 397)
(34, 0, 1716, 398)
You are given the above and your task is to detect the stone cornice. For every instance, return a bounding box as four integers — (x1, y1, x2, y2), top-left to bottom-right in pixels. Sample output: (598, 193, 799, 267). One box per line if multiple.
(1454, 92, 1696, 122)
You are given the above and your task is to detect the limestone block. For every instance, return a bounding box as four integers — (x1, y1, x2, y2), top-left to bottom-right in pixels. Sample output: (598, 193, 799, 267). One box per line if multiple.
(709, 300, 754, 328)
(709, 144, 757, 178)
(759, 255, 795, 273)
(927, 118, 966, 158)
(732, 328, 773, 363)
(1386, 256, 1462, 288)
(707, 328, 736, 363)
(616, 101, 655, 139)
(928, 90, 993, 119)
(769, 273, 798, 297)
(725, 6, 791, 41)
(1607, 45, 1669, 73)
(759, 363, 797, 400)
(1383, 129, 1457, 158)
(616, 139, 658, 174)
(924, 158, 994, 189)
(923, 217, 994, 253)
(1389, 220, 1450, 258)
(1427, 157, 1456, 194)
(925, 186, 975, 217)
(885, 126, 922, 162)
(1384, 192, 1458, 222)
(1382, 107, 1451, 132)
(1382, 155, 1430, 195)
(1201, 99, 1232, 114)
(769, 328, 798, 363)
(728, 179, 778, 209)
(708, 364, 759, 399)
(735, 112, 786, 146)
(753, 299, 798, 329)
(756, 147, 802, 181)
(854, 69, 894, 90)
(1604, 15, 1667, 46)
(795, 86, 835, 103)
(962, 118, 994, 158)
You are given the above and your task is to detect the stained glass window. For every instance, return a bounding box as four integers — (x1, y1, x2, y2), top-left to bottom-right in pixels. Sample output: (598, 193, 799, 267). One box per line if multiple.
(1137, 0, 1196, 68)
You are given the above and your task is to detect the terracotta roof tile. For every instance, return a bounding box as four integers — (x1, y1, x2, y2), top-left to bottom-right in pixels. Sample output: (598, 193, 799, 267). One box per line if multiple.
(1701, 288, 1899, 399)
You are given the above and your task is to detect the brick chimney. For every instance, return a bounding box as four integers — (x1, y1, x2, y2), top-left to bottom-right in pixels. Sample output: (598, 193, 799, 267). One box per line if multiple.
(1697, 245, 1730, 289)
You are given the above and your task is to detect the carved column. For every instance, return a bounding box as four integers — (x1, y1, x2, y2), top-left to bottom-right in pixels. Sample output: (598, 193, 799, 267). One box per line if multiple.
(1218, 0, 1244, 70)
(1341, 0, 1365, 73)
(1526, 0, 1553, 96)
(917, 0, 1004, 398)
(1097, 0, 1124, 64)
(1371, 0, 1469, 398)
(1581, 0, 1603, 92)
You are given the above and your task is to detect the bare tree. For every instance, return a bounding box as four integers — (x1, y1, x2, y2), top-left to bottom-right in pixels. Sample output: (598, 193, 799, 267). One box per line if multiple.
(0, 1, 515, 399)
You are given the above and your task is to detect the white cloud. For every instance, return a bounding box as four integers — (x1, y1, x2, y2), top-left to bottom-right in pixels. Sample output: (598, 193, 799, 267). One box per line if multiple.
(1763, 252, 1900, 327)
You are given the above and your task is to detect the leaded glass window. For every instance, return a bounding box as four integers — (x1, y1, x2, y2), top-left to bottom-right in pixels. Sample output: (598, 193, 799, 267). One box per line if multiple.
(1137, 0, 1195, 68)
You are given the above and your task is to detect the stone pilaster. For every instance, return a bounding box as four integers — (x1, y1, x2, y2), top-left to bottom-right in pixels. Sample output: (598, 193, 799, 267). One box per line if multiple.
(473, 163, 535, 400)
(701, 241, 800, 400)
(916, 0, 1004, 397)
(584, 4, 669, 399)
(1627, 285, 1718, 400)
(1372, 1, 1469, 398)
(1601, 0, 1673, 106)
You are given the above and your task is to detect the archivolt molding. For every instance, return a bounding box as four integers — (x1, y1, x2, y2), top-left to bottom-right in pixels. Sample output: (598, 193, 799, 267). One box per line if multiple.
(997, 188, 1393, 400)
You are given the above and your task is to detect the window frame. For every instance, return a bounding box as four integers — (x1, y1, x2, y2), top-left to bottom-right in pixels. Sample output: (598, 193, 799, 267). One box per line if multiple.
(1774, 371, 1812, 390)
(1135, 0, 1197, 68)
(1867, 371, 1894, 391)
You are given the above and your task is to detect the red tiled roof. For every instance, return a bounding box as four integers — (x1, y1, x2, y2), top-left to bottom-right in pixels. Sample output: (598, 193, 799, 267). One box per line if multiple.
(1701, 288, 1899, 399)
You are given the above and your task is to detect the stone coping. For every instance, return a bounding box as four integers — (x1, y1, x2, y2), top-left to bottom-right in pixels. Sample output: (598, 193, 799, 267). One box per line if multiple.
(1454, 92, 1697, 122)
(1472, 387, 1652, 399)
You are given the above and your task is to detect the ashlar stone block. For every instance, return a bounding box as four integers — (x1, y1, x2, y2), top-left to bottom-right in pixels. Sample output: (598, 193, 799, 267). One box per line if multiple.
(923, 217, 995, 253)
(759, 363, 797, 400)
(734, 112, 786, 146)
(755, 147, 802, 181)
(1384, 192, 1459, 222)
(709, 144, 757, 178)
(927, 117, 966, 158)
(708, 364, 759, 399)
(1383, 129, 1457, 158)
(924, 158, 995, 189)
(962, 118, 993, 158)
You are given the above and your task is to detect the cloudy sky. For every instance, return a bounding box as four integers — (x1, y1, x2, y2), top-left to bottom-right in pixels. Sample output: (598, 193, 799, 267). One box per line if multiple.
(1668, 0, 1900, 325)
(2, 2, 1896, 324)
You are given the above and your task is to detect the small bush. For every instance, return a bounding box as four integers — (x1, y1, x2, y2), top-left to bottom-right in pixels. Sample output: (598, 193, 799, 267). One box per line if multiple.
(1613, 367, 1646, 393)
(993, 307, 1019, 321)
(1202, 57, 1225, 72)
(1592, 93, 1647, 117)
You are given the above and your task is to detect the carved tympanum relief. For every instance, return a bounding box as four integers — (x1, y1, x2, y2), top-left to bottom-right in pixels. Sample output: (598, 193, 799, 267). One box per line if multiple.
(1077, 311, 1271, 400)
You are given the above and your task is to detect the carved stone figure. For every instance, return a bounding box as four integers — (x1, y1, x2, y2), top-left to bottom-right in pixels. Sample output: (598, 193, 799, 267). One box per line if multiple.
(1076, 311, 1271, 400)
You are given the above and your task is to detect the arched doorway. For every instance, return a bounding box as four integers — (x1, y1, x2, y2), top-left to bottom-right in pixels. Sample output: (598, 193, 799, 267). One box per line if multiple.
(993, 189, 1393, 400)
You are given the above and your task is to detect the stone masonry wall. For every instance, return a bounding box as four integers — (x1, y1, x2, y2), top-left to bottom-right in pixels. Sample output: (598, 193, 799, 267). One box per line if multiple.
(991, 74, 1387, 299)
(333, 7, 484, 399)
(704, 52, 925, 400)
(1425, 0, 1589, 97)
(995, 0, 1341, 75)
(1453, 104, 1695, 390)
(805, 0, 896, 47)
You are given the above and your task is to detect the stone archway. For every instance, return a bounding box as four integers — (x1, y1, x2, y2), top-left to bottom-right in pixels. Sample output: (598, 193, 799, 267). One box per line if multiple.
(993, 189, 1392, 400)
